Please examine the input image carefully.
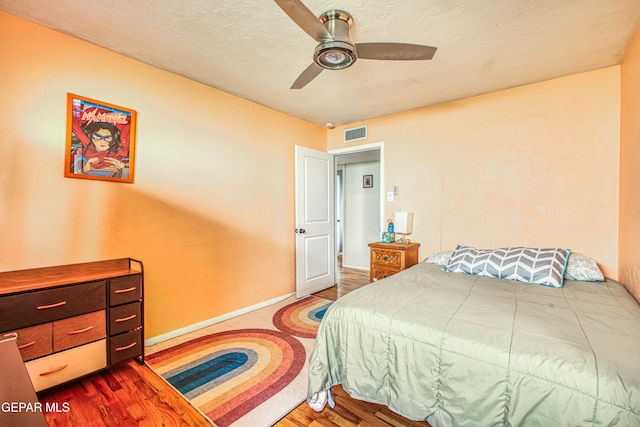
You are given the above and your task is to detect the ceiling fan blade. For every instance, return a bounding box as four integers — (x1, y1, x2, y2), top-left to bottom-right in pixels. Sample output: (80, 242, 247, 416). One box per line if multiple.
(355, 43, 437, 61)
(291, 63, 324, 89)
(274, 0, 333, 42)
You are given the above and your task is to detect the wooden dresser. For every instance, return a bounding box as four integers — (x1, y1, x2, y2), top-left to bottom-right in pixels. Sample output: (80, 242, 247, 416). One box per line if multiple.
(368, 242, 420, 282)
(0, 258, 143, 392)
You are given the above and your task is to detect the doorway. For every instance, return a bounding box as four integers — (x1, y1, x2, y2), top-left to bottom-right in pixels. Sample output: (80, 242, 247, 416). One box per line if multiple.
(331, 143, 384, 271)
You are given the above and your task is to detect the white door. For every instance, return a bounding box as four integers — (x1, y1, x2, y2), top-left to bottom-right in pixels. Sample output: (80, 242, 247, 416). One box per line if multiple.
(295, 146, 335, 298)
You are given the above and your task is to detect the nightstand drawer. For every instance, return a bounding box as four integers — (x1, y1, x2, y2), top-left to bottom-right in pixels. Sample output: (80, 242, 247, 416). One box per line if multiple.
(371, 266, 401, 281)
(371, 248, 403, 268)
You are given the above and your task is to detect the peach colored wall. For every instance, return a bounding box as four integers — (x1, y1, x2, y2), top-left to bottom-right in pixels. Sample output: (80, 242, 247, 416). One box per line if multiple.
(0, 12, 326, 339)
(619, 26, 640, 301)
(329, 68, 620, 278)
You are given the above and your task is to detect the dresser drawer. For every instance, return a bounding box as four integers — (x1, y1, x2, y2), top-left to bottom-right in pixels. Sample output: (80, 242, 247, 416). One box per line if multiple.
(26, 339, 107, 392)
(0, 281, 106, 331)
(110, 302, 141, 335)
(2, 323, 52, 361)
(109, 274, 142, 306)
(109, 329, 142, 365)
(53, 310, 106, 352)
(371, 248, 403, 268)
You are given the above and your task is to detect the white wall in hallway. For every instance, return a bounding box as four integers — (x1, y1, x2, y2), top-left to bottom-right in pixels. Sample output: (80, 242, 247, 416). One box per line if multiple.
(342, 161, 380, 269)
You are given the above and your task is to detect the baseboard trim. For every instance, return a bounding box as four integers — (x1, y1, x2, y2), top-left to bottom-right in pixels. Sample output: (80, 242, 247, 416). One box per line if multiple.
(342, 263, 369, 271)
(144, 292, 296, 346)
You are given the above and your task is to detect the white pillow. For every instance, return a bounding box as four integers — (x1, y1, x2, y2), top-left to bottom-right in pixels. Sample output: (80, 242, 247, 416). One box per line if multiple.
(564, 252, 604, 282)
(425, 250, 453, 266)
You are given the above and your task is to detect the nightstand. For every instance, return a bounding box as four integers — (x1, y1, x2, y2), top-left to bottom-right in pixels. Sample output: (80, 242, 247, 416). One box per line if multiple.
(368, 241, 420, 282)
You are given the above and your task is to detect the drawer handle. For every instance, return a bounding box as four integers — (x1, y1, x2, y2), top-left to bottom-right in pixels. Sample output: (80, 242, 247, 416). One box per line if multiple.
(68, 325, 94, 335)
(115, 287, 137, 294)
(115, 314, 137, 323)
(115, 342, 137, 352)
(37, 301, 67, 310)
(39, 365, 68, 376)
(383, 256, 389, 261)
(18, 341, 36, 349)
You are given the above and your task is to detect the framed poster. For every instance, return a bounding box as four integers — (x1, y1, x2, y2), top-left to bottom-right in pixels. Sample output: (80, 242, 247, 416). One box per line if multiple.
(64, 93, 137, 183)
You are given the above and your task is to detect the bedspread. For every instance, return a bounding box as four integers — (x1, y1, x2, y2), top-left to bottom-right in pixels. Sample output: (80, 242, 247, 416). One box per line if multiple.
(307, 263, 640, 426)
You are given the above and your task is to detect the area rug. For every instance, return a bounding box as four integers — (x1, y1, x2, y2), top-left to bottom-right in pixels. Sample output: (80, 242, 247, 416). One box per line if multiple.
(145, 295, 332, 427)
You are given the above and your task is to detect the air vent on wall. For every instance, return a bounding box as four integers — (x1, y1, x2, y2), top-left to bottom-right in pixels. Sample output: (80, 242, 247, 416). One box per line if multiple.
(344, 125, 368, 143)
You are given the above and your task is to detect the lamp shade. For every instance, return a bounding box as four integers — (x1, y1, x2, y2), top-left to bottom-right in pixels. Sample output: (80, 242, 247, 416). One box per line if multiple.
(393, 211, 414, 234)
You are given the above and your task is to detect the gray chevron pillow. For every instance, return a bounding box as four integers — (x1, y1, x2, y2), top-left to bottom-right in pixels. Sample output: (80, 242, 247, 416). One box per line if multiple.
(445, 245, 571, 288)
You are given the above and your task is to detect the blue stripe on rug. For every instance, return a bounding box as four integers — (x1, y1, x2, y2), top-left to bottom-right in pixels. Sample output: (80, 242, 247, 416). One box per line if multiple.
(309, 304, 330, 321)
(164, 348, 258, 396)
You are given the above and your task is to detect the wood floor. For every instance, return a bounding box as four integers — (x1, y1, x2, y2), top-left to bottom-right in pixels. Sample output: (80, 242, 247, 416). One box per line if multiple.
(36, 260, 431, 426)
(39, 359, 209, 427)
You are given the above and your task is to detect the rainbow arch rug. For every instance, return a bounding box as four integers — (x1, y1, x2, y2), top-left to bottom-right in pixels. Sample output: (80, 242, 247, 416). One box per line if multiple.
(145, 296, 332, 427)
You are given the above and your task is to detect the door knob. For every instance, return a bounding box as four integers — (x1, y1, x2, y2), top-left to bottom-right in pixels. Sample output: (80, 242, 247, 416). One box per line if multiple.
(295, 228, 307, 234)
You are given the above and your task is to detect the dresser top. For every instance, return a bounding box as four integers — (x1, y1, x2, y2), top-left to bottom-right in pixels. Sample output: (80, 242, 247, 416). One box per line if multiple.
(0, 258, 140, 295)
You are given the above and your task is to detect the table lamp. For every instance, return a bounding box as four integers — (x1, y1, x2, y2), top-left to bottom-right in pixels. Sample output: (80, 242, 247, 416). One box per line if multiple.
(393, 211, 414, 243)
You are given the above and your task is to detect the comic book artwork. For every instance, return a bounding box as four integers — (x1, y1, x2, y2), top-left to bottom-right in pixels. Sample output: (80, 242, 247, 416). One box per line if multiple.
(65, 93, 137, 183)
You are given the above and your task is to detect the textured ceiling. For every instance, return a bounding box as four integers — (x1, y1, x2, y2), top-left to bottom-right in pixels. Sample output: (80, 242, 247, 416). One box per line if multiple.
(2, 0, 639, 126)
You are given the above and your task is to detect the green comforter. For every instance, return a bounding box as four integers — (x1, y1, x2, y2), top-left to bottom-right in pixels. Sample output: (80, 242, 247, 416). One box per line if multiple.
(307, 262, 640, 426)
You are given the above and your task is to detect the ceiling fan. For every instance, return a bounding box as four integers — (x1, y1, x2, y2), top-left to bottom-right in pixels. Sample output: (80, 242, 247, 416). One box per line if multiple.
(274, 0, 437, 89)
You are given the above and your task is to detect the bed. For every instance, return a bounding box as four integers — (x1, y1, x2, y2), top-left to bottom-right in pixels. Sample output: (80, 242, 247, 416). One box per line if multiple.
(307, 249, 640, 426)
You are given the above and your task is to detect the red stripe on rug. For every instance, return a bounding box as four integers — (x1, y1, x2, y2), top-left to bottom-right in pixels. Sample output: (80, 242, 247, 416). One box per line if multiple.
(208, 332, 305, 426)
(272, 296, 326, 339)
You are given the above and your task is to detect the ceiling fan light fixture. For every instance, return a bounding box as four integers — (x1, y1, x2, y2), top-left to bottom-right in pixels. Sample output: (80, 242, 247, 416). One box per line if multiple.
(274, 1, 436, 89)
(324, 51, 346, 64)
(314, 40, 357, 70)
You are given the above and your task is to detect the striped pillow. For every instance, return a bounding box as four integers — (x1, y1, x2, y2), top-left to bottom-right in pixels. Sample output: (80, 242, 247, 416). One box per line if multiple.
(445, 245, 572, 288)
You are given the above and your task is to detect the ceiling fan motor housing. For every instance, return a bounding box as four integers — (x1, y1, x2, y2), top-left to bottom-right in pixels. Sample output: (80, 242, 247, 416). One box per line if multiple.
(314, 10, 356, 70)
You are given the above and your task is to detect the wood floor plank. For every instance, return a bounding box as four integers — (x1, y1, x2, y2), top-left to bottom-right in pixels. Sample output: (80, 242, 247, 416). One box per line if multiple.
(274, 418, 303, 427)
(375, 411, 414, 427)
(338, 397, 394, 426)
